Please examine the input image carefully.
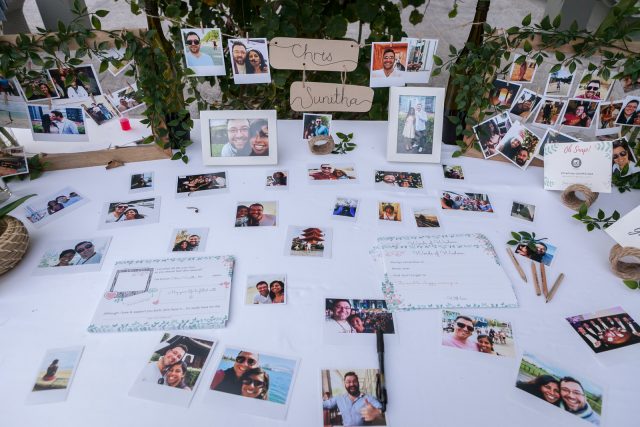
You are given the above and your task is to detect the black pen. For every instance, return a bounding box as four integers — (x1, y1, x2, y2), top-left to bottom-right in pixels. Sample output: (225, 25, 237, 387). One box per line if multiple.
(376, 328, 388, 412)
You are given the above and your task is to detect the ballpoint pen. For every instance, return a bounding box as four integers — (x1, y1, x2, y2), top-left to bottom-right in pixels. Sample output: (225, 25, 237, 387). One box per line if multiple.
(376, 328, 388, 413)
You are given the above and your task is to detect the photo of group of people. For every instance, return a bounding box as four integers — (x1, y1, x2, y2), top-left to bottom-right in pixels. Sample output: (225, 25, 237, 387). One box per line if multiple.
(303, 113, 331, 139)
(442, 165, 464, 180)
(332, 197, 358, 219)
(516, 353, 603, 425)
(100, 197, 160, 228)
(474, 112, 512, 159)
(208, 117, 271, 157)
(324, 299, 395, 334)
(508, 55, 538, 82)
(509, 88, 542, 120)
(511, 201, 536, 222)
(413, 208, 440, 227)
(440, 191, 494, 213)
(180, 28, 225, 76)
(561, 99, 598, 128)
(496, 121, 541, 169)
(47, 65, 103, 100)
(235, 202, 277, 227)
(533, 98, 566, 126)
(0, 146, 28, 178)
(490, 79, 521, 109)
(28, 346, 84, 404)
(176, 172, 227, 196)
(23, 187, 86, 227)
(170, 228, 208, 252)
(286, 226, 331, 258)
(36, 237, 110, 273)
(130, 172, 154, 192)
(374, 170, 423, 188)
(107, 84, 144, 114)
(441, 311, 515, 357)
(245, 275, 286, 304)
(266, 170, 288, 187)
(27, 105, 88, 142)
(566, 307, 640, 354)
(395, 95, 435, 154)
(81, 97, 117, 125)
(615, 96, 640, 126)
(378, 202, 402, 221)
(544, 67, 575, 98)
(321, 369, 387, 426)
(308, 163, 357, 181)
(513, 240, 557, 266)
(228, 38, 271, 84)
(612, 138, 639, 176)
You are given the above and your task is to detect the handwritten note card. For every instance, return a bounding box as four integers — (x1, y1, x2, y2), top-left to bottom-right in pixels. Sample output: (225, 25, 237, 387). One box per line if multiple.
(372, 234, 518, 311)
(605, 205, 640, 249)
(290, 82, 373, 112)
(269, 37, 359, 71)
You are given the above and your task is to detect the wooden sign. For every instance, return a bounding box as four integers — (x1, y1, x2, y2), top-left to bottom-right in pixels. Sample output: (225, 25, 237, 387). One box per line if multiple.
(269, 38, 359, 72)
(290, 82, 373, 112)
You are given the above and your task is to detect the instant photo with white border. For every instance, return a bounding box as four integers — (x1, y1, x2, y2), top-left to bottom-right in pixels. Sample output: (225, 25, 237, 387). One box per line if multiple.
(378, 201, 403, 223)
(374, 169, 424, 190)
(323, 297, 397, 345)
(175, 171, 229, 198)
(26, 345, 84, 405)
(412, 206, 442, 228)
(168, 227, 209, 253)
(234, 201, 278, 228)
(98, 197, 161, 229)
(129, 172, 154, 193)
(331, 196, 359, 222)
(307, 163, 358, 183)
(265, 169, 288, 189)
(228, 38, 271, 84)
(33, 237, 111, 275)
(284, 225, 333, 258)
(245, 274, 287, 305)
(21, 186, 89, 228)
(27, 104, 90, 142)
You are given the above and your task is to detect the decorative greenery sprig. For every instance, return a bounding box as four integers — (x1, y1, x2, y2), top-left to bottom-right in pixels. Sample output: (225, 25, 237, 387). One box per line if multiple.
(332, 132, 357, 154)
(623, 280, 640, 290)
(572, 203, 620, 232)
(507, 231, 547, 251)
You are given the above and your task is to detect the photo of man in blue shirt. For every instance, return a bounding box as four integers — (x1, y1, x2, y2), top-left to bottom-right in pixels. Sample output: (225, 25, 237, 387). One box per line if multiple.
(322, 371, 385, 426)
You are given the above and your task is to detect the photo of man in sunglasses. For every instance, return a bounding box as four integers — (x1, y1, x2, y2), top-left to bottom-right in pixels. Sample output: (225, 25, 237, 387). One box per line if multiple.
(184, 31, 215, 67)
(210, 350, 260, 395)
(442, 315, 480, 351)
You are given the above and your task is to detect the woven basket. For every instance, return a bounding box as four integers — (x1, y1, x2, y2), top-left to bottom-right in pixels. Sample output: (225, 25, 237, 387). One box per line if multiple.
(0, 215, 29, 276)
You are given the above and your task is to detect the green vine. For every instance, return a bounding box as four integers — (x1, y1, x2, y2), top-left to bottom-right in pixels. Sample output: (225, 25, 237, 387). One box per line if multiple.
(332, 132, 357, 154)
(571, 203, 620, 232)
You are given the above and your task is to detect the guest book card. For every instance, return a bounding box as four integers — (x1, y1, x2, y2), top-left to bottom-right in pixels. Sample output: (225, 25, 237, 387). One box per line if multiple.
(606, 205, 640, 249)
(543, 141, 612, 192)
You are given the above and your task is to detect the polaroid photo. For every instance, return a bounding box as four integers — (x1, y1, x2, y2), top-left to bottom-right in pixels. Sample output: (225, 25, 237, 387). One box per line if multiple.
(0, 146, 28, 178)
(169, 227, 208, 252)
(80, 95, 118, 125)
(574, 71, 613, 100)
(374, 170, 423, 189)
(442, 165, 464, 180)
(180, 28, 225, 76)
(612, 137, 639, 177)
(401, 37, 439, 84)
(515, 352, 604, 426)
(0, 76, 25, 102)
(201, 110, 277, 165)
(615, 96, 640, 127)
(47, 65, 103, 99)
(208, 347, 300, 420)
(245, 274, 286, 305)
(511, 201, 536, 222)
(473, 112, 513, 159)
(321, 369, 388, 426)
(566, 306, 640, 356)
(22, 187, 88, 228)
(509, 88, 542, 121)
(107, 83, 144, 115)
(544, 67, 575, 98)
(513, 240, 557, 266)
(0, 100, 30, 128)
(490, 79, 522, 109)
(235, 201, 277, 227)
(378, 202, 402, 222)
(324, 298, 395, 340)
(302, 113, 332, 139)
(596, 101, 623, 136)
(176, 172, 228, 197)
(228, 38, 271, 84)
(130, 172, 154, 193)
(413, 207, 441, 228)
(561, 98, 599, 129)
(285, 226, 332, 258)
(387, 86, 445, 163)
(98, 197, 161, 229)
(27, 104, 89, 142)
(369, 42, 407, 88)
(265, 170, 288, 188)
(496, 121, 541, 170)
(508, 55, 538, 83)
(106, 48, 134, 77)
(441, 310, 515, 357)
(532, 98, 567, 127)
(34, 237, 111, 275)
(17, 73, 61, 101)
(332, 197, 359, 221)
(307, 163, 357, 182)
(621, 74, 640, 93)
(440, 191, 494, 213)
(26, 346, 84, 404)
(536, 129, 580, 159)
(130, 333, 216, 407)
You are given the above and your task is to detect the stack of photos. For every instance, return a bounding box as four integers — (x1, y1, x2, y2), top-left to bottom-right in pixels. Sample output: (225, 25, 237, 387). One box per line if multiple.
(47, 65, 103, 99)
(246, 275, 286, 304)
(130, 333, 216, 407)
(235, 202, 277, 227)
(176, 172, 227, 197)
(99, 197, 161, 229)
(442, 165, 464, 180)
(440, 191, 494, 213)
(332, 197, 359, 220)
(510, 89, 542, 120)
(0, 146, 28, 178)
(612, 138, 639, 176)
(496, 121, 540, 169)
(180, 28, 225, 76)
(303, 113, 332, 139)
(228, 38, 271, 84)
(169, 228, 208, 252)
(379, 202, 401, 221)
(27, 105, 88, 142)
(536, 129, 579, 158)
(515, 352, 603, 426)
(508, 55, 538, 83)
(0, 101, 30, 128)
(510, 201, 536, 222)
(596, 101, 623, 135)
(80, 96, 118, 125)
(209, 348, 299, 420)
(17, 73, 60, 101)
(574, 72, 613, 100)
(401, 37, 439, 83)
(285, 226, 332, 258)
(533, 98, 567, 127)
(324, 298, 395, 334)
(544, 67, 575, 98)
(130, 172, 154, 193)
(615, 96, 640, 126)
(266, 170, 288, 187)
(321, 369, 387, 426)
(566, 307, 640, 354)
(369, 42, 408, 88)
(34, 237, 111, 275)
(473, 112, 512, 159)
(561, 99, 599, 128)
(374, 170, 423, 188)
(490, 79, 521, 109)
(413, 208, 440, 227)
(107, 84, 144, 114)
(308, 163, 357, 181)
(441, 310, 515, 357)
(22, 187, 88, 228)
(513, 240, 557, 266)
(27, 346, 84, 404)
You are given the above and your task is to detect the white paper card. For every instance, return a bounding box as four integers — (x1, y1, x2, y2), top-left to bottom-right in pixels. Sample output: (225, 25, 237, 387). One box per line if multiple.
(606, 205, 640, 249)
(543, 141, 612, 193)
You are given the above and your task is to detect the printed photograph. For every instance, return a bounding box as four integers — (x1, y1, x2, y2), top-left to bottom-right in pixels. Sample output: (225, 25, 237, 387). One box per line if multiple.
(130, 172, 154, 192)
(489, 79, 521, 109)
(106, 47, 133, 76)
(235, 201, 277, 227)
(402, 38, 438, 83)
(266, 170, 288, 187)
(0, 146, 28, 178)
(413, 208, 441, 227)
(566, 307, 640, 354)
(35, 237, 111, 273)
(378, 202, 402, 221)
(32, 347, 83, 392)
(516, 352, 603, 426)
(17, 73, 60, 101)
(325, 298, 395, 334)
(28, 105, 88, 142)
(107, 84, 144, 114)
(303, 113, 331, 139)
(47, 65, 103, 99)
(544, 67, 575, 98)
(322, 369, 387, 426)
(170, 228, 208, 252)
(537, 129, 579, 157)
(23, 187, 87, 227)
(181, 28, 225, 76)
(228, 38, 270, 84)
(176, 172, 227, 196)
(597, 101, 623, 131)
(308, 163, 357, 181)
(286, 226, 331, 258)
(574, 72, 613, 100)
(440, 191, 494, 213)
(395, 94, 436, 154)
(100, 197, 160, 226)
(514, 240, 558, 266)
(208, 117, 270, 157)
(0, 75, 23, 101)
(80, 96, 118, 125)
(621, 74, 640, 93)
(442, 165, 464, 180)
(612, 137, 639, 176)
(533, 98, 566, 126)
(509, 89, 542, 120)
(0, 100, 30, 128)
(245, 275, 286, 304)
(511, 201, 536, 222)
(369, 42, 408, 88)
(561, 99, 599, 128)
(332, 197, 359, 219)
(615, 96, 640, 126)
(442, 310, 515, 357)
(508, 55, 538, 82)
(473, 112, 512, 159)
(374, 170, 423, 188)
(496, 121, 541, 169)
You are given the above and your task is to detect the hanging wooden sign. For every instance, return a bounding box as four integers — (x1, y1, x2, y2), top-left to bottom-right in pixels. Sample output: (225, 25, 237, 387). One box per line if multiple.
(269, 38, 359, 72)
(290, 82, 373, 112)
